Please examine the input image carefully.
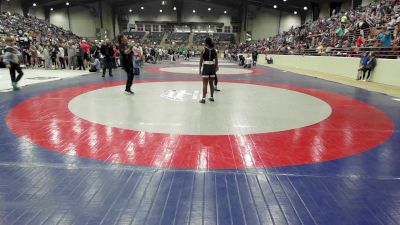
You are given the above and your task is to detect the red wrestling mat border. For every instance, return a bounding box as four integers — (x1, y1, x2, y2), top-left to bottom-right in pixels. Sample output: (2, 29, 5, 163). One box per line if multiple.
(6, 80, 394, 169)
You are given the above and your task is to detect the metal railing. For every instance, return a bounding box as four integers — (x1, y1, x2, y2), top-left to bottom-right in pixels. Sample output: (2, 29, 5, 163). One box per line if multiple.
(266, 46, 400, 59)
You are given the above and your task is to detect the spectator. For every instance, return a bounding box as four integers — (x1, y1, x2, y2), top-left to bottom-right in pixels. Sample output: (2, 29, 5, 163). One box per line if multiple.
(363, 52, 377, 81)
(3, 36, 24, 91)
(89, 56, 101, 72)
(377, 27, 392, 47)
(58, 44, 65, 69)
(356, 36, 364, 47)
(67, 41, 77, 70)
(357, 52, 370, 80)
(43, 44, 51, 69)
(244, 54, 253, 68)
(100, 39, 114, 77)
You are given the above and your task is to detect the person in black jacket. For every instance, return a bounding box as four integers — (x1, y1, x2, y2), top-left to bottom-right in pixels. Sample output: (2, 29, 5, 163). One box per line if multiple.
(100, 39, 113, 77)
(76, 44, 85, 70)
(118, 34, 134, 95)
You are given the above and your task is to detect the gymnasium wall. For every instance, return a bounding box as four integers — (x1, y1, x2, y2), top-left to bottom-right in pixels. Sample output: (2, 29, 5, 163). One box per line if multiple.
(257, 54, 400, 87)
(247, 6, 301, 40)
(279, 12, 301, 33)
(29, 6, 45, 20)
(50, 2, 114, 39)
(127, 0, 237, 26)
(101, 1, 114, 39)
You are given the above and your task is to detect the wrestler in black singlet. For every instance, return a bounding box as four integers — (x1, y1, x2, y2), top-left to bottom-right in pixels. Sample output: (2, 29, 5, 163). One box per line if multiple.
(201, 45, 217, 78)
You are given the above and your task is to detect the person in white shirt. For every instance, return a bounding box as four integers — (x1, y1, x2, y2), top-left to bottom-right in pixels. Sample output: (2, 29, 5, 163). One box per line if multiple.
(244, 54, 253, 68)
(58, 44, 65, 69)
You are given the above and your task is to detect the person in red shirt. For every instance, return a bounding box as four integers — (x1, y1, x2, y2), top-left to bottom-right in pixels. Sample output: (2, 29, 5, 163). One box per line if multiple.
(356, 36, 364, 47)
(80, 40, 90, 69)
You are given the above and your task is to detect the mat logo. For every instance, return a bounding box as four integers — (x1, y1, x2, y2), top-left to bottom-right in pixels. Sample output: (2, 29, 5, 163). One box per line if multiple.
(160, 90, 199, 102)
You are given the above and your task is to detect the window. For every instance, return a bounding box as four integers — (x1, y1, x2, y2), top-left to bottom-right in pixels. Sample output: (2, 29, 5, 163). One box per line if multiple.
(224, 26, 231, 33)
(153, 25, 160, 32)
(161, 25, 166, 32)
(137, 24, 144, 31)
(145, 25, 151, 31)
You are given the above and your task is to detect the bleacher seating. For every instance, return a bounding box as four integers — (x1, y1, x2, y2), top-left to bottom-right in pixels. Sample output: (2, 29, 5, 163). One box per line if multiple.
(146, 32, 164, 45)
(214, 33, 235, 44)
(193, 33, 210, 45)
(0, 12, 79, 43)
(166, 32, 190, 44)
(124, 31, 146, 42)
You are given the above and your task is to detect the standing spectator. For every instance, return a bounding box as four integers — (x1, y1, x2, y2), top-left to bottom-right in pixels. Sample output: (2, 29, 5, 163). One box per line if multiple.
(244, 54, 253, 68)
(63, 43, 68, 67)
(76, 43, 85, 70)
(252, 49, 258, 66)
(3, 36, 24, 91)
(80, 40, 90, 69)
(51, 44, 59, 69)
(43, 45, 51, 70)
(118, 34, 135, 95)
(100, 39, 113, 77)
(58, 44, 65, 69)
(30, 45, 39, 68)
(67, 41, 76, 70)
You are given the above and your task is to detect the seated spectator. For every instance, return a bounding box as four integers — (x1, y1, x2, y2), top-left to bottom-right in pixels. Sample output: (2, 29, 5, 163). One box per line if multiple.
(377, 27, 392, 47)
(356, 36, 364, 47)
(336, 25, 346, 38)
(357, 52, 370, 80)
(89, 57, 101, 72)
(363, 52, 377, 81)
(265, 55, 273, 64)
(316, 43, 326, 55)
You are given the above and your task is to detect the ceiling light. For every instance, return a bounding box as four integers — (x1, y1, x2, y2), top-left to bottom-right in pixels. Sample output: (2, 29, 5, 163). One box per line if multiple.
(173, 6, 176, 10)
(140, 6, 144, 10)
(66, 2, 70, 6)
(294, 11, 297, 14)
(129, 9, 132, 12)
(273, 5, 277, 8)
(193, 9, 196, 13)
(224, 10, 227, 14)
(33, 3, 37, 7)
(50, 8, 54, 11)
(159, 9, 163, 12)
(208, 8, 211, 11)
(304, 6, 308, 10)
(283, 0, 287, 2)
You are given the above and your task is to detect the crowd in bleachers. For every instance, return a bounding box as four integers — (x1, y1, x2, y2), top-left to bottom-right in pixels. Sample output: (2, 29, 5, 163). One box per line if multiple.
(0, 11, 79, 45)
(124, 31, 146, 43)
(165, 32, 190, 44)
(214, 33, 235, 44)
(260, 0, 400, 58)
(193, 33, 235, 45)
(193, 33, 209, 45)
(146, 32, 164, 45)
